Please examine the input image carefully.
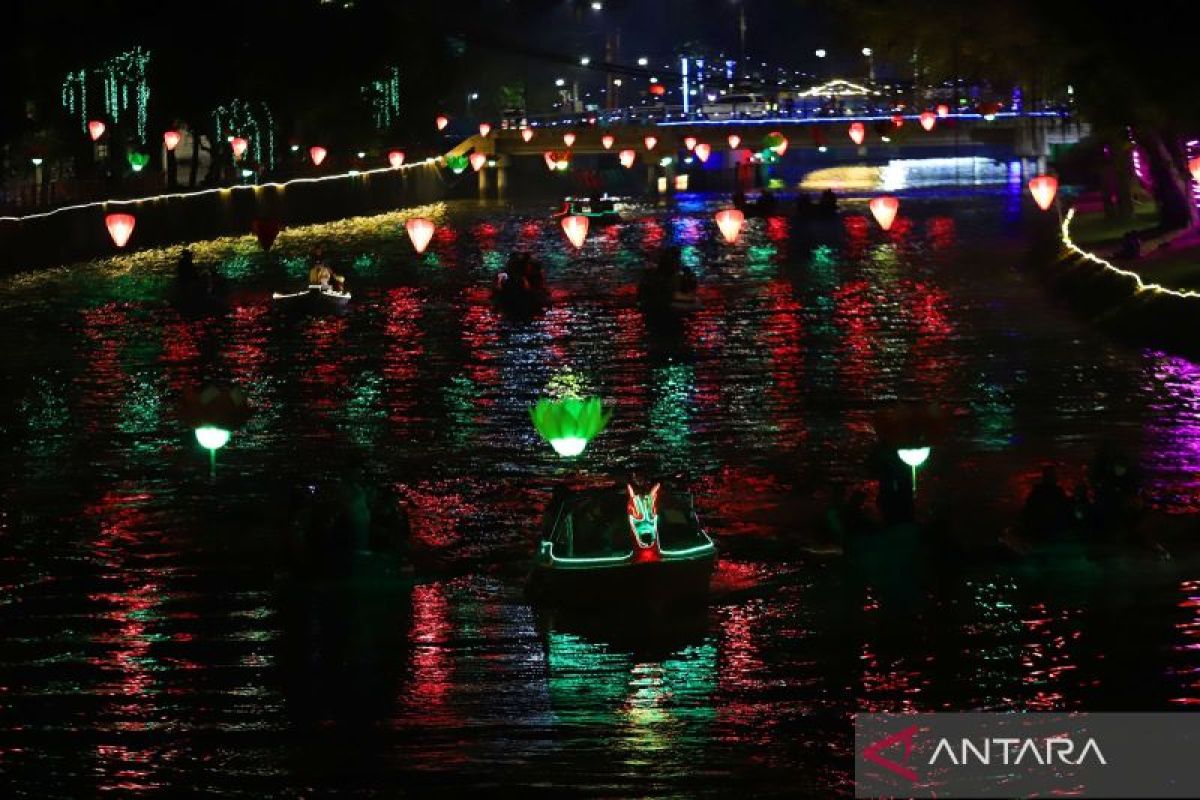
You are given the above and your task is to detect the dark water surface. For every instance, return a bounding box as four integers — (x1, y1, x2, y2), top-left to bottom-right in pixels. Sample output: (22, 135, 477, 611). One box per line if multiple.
(2, 193, 1200, 797)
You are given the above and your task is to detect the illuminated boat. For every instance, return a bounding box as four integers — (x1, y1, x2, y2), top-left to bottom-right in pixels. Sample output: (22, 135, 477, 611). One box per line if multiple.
(556, 195, 624, 222)
(529, 484, 717, 609)
(272, 285, 351, 311)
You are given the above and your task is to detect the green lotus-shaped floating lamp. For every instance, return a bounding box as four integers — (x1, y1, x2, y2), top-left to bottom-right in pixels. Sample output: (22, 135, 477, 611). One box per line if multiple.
(531, 396, 612, 457)
(446, 154, 469, 175)
(128, 151, 150, 172)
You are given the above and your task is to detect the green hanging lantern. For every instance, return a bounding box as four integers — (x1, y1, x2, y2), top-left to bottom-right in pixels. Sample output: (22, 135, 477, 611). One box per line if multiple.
(446, 154, 469, 174)
(530, 396, 612, 457)
(128, 151, 150, 172)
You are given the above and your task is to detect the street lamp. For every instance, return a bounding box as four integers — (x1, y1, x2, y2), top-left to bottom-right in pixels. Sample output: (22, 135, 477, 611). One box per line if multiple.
(591, 1, 603, 9)
(862, 47, 875, 82)
(580, 56, 591, 66)
(466, 91, 479, 116)
(637, 57, 649, 66)
(815, 49, 827, 58)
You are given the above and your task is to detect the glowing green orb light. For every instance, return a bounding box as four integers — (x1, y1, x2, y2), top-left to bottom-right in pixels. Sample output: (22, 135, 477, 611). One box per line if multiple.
(195, 426, 231, 478)
(897, 446, 931, 497)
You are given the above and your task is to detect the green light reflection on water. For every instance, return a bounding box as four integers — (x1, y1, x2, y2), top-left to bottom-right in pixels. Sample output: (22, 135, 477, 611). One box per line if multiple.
(342, 370, 386, 450)
(643, 363, 694, 473)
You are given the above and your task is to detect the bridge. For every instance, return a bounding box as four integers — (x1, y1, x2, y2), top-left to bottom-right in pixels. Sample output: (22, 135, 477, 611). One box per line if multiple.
(447, 109, 1087, 196)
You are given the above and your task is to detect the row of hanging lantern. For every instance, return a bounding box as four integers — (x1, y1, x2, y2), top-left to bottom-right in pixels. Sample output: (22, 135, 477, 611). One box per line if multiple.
(98, 176, 1060, 254)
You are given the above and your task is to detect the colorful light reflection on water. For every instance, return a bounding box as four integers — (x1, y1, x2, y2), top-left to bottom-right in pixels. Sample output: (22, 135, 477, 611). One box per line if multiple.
(0, 194, 1199, 794)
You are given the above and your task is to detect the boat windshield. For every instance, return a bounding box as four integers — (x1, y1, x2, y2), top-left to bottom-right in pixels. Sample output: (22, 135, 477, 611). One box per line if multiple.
(549, 487, 710, 557)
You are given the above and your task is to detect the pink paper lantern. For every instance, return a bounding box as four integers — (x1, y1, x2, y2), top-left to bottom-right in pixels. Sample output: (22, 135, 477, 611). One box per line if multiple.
(1028, 175, 1059, 211)
(163, 130, 181, 151)
(88, 120, 106, 141)
(388, 150, 405, 168)
(469, 152, 487, 172)
(619, 149, 636, 168)
(715, 209, 745, 244)
(891, 114, 904, 128)
(849, 122, 865, 146)
(694, 143, 712, 163)
(919, 112, 936, 132)
(869, 196, 900, 231)
(406, 217, 436, 254)
(727, 134, 741, 149)
(543, 151, 557, 171)
(601, 134, 614, 150)
(563, 132, 576, 147)
(309, 146, 327, 166)
(561, 215, 589, 249)
(436, 115, 449, 131)
(768, 131, 788, 155)
(105, 213, 136, 248)
(644, 135, 657, 151)
(521, 127, 534, 142)
(1189, 156, 1200, 183)
(684, 136, 697, 151)
(231, 137, 249, 159)
(936, 104, 950, 118)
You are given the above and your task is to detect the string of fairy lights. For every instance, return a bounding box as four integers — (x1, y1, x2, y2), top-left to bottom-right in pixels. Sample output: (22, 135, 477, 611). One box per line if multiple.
(61, 48, 151, 142)
(0, 158, 442, 224)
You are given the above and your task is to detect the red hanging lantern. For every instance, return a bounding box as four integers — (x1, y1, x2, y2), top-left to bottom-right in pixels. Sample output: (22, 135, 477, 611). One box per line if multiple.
(469, 152, 487, 172)
(644, 135, 658, 151)
(105, 212, 136, 248)
(543, 151, 557, 171)
(521, 127, 534, 142)
(869, 196, 900, 231)
(619, 149, 636, 168)
(1189, 156, 1200, 183)
(406, 217, 436, 254)
(684, 136, 697, 151)
(649, 83, 666, 96)
(563, 132, 576, 147)
(388, 150, 405, 168)
(891, 113, 905, 128)
(163, 130, 182, 151)
(308, 146, 327, 166)
(436, 115, 449, 131)
(231, 137, 249, 159)
(936, 103, 950, 118)
(1027, 175, 1059, 211)
(88, 120, 106, 141)
(561, 215, 589, 249)
(601, 134, 615, 150)
(848, 122, 866, 146)
(694, 143, 712, 163)
(479, 122, 492, 138)
(727, 134, 741, 149)
(768, 131, 788, 155)
(715, 209, 745, 244)
(919, 112, 936, 132)
(251, 218, 282, 252)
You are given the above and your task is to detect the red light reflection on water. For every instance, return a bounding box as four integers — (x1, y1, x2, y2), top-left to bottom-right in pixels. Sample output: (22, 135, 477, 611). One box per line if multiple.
(384, 287, 425, 423)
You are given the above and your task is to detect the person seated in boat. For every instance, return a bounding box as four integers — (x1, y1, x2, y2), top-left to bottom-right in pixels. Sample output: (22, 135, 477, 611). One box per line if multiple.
(756, 189, 778, 216)
(308, 261, 345, 292)
(818, 189, 838, 217)
(176, 248, 199, 283)
(1091, 444, 1144, 539)
(1019, 466, 1072, 541)
(795, 193, 814, 220)
(676, 266, 697, 297)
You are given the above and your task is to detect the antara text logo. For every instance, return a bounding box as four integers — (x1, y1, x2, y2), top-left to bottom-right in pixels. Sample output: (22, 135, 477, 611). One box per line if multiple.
(862, 723, 1106, 783)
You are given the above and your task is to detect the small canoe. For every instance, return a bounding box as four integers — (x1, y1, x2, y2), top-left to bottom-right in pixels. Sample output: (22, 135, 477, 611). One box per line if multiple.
(272, 285, 351, 311)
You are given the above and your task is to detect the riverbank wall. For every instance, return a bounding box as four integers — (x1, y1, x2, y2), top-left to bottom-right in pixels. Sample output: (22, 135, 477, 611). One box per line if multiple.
(1032, 209, 1200, 357)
